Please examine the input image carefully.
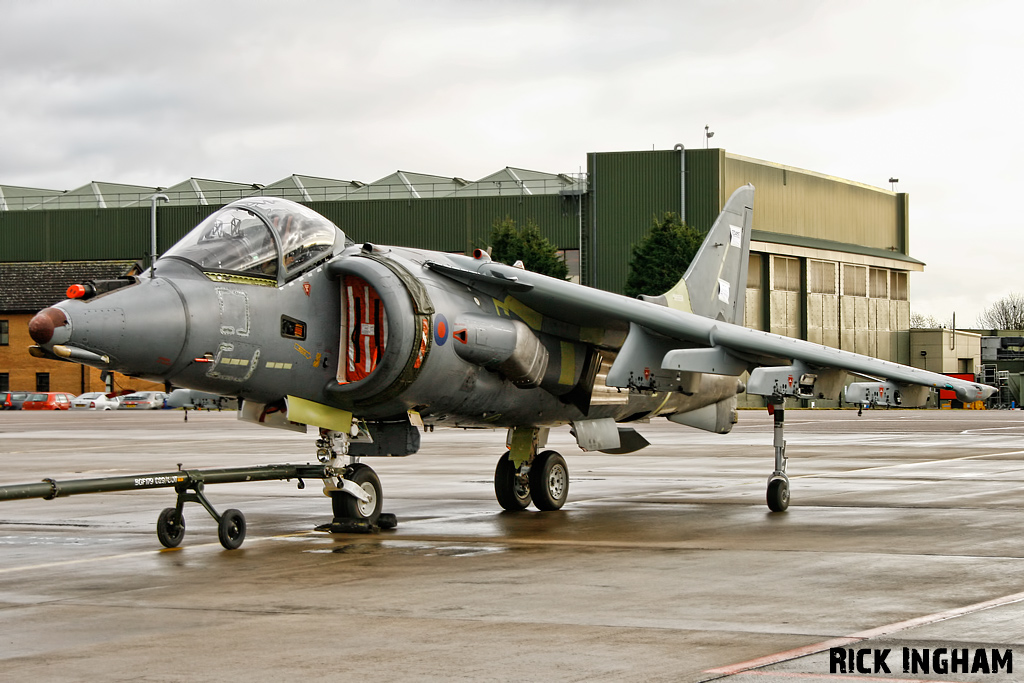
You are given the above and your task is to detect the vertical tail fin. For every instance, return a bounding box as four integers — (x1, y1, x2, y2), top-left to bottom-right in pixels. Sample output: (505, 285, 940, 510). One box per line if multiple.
(674, 184, 754, 324)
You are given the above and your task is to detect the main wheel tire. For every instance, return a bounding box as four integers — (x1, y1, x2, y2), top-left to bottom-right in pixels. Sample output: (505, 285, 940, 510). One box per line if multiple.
(156, 507, 185, 548)
(494, 451, 531, 511)
(217, 508, 247, 549)
(332, 463, 383, 524)
(529, 451, 569, 511)
(767, 478, 790, 512)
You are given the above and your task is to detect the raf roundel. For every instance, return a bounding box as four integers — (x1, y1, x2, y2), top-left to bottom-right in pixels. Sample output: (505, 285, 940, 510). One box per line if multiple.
(434, 313, 449, 346)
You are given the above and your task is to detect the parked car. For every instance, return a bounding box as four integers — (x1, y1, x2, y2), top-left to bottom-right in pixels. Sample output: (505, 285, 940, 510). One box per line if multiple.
(117, 391, 168, 410)
(21, 392, 76, 410)
(71, 392, 120, 411)
(0, 391, 31, 410)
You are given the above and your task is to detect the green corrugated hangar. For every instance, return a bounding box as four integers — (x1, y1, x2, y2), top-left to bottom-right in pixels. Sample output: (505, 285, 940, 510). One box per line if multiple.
(0, 147, 918, 398)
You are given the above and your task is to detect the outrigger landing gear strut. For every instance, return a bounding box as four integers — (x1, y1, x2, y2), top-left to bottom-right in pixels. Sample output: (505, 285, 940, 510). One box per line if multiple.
(766, 399, 790, 512)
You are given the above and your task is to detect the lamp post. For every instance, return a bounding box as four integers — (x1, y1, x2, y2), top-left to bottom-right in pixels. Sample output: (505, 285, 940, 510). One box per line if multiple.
(150, 193, 169, 277)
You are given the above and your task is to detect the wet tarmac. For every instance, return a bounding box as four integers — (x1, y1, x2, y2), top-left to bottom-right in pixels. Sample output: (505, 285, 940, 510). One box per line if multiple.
(0, 408, 1022, 682)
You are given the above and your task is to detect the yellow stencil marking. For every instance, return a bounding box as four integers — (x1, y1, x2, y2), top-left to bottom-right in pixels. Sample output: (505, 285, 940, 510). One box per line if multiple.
(559, 342, 575, 385)
(492, 296, 543, 330)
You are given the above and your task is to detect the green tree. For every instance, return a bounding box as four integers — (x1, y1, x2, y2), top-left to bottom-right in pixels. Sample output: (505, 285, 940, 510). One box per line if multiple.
(489, 217, 569, 280)
(624, 212, 703, 298)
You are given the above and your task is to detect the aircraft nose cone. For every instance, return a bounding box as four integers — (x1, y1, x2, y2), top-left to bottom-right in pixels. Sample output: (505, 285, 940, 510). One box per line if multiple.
(28, 307, 67, 345)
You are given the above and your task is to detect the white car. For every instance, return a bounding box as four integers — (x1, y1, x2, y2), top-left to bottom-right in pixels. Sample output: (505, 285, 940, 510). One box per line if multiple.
(117, 391, 168, 410)
(71, 392, 120, 411)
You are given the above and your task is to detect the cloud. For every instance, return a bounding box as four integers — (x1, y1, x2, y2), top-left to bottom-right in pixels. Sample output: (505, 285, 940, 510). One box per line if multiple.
(1, 0, 1022, 320)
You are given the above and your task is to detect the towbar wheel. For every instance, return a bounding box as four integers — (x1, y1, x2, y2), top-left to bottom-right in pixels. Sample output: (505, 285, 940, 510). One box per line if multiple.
(217, 509, 247, 550)
(156, 507, 186, 548)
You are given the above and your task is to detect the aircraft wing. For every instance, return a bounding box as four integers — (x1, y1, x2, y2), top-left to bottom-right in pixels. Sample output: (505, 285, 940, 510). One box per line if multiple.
(429, 261, 994, 405)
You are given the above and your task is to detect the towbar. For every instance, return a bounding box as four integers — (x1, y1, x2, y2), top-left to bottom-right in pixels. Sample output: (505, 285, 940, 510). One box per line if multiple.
(0, 463, 332, 502)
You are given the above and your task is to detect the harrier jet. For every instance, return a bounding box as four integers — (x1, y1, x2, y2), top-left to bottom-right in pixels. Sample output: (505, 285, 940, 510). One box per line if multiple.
(24, 185, 993, 546)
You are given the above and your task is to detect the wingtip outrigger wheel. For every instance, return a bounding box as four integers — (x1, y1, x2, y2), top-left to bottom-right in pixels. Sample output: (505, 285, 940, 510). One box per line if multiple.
(766, 475, 790, 512)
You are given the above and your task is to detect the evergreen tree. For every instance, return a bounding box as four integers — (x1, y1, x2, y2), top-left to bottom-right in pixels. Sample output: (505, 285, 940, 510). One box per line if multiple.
(489, 217, 569, 280)
(624, 212, 703, 298)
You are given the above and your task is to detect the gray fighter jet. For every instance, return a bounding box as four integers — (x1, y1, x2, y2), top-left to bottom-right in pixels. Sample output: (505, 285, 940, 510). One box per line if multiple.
(26, 185, 994, 531)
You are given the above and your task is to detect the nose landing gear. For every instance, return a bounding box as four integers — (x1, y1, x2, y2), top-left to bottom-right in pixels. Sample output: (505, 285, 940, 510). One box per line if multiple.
(317, 429, 397, 533)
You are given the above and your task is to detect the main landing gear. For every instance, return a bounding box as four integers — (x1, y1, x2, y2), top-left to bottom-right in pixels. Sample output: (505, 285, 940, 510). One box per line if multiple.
(316, 429, 397, 533)
(766, 400, 790, 512)
(494, 428, 569, 512)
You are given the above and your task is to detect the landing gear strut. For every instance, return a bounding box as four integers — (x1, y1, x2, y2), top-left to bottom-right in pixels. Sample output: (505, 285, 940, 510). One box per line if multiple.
(766, 400, 790, 512)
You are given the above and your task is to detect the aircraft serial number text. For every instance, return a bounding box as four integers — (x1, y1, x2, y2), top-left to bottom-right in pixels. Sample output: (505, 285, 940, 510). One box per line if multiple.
(134, 476, 182, 487)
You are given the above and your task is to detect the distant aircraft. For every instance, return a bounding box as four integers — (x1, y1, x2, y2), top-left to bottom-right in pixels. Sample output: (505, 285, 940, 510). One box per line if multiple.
(24, 186, 993, 545)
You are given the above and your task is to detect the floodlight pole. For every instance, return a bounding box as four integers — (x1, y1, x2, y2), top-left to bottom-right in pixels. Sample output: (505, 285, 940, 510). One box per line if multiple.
(150, 193, 169, 278)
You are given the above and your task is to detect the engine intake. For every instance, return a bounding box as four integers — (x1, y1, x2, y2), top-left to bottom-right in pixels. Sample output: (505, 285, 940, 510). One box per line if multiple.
(325, 255, 434, 408)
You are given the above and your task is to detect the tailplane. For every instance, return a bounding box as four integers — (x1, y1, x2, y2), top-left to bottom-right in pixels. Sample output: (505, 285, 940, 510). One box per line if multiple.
(654, 184, 754, 324)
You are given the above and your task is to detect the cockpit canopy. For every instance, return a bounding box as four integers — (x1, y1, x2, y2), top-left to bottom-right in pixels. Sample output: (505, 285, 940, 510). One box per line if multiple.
(161, 197, 347, 283)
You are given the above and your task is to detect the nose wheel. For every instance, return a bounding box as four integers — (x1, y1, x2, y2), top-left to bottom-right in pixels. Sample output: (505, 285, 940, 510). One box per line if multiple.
(331, 463, 383, 524)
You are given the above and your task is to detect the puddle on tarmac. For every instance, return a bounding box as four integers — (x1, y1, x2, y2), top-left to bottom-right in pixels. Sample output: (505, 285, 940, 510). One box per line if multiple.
(302, 540, 507, 557)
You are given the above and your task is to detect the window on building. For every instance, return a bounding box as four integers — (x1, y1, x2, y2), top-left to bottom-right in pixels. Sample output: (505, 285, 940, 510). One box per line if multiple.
(0, 320, 8, 346)
(36, 373, 50, 392)
(843, 265, 867, 297)
(772, 256, 800, 292)
(747, 254, 762, 289)
(0, 373, 8, 393)
(557, 249, 581, 283)
(808, 260, 836, 295)
(869, 268, 889, 298)
(891, 271, 908, 301)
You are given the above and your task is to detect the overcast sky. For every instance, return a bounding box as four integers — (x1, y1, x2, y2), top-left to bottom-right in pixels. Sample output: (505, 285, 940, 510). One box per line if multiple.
(2, 0, 1020, 323)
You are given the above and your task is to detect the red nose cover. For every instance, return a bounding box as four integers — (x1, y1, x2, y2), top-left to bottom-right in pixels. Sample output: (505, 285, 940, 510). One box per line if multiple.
(28, 307, 67, 345)
(344, 275, 386, 382)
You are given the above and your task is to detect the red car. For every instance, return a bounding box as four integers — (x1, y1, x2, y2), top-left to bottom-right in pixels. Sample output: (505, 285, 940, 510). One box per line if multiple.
(21, 392, 76, 410)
